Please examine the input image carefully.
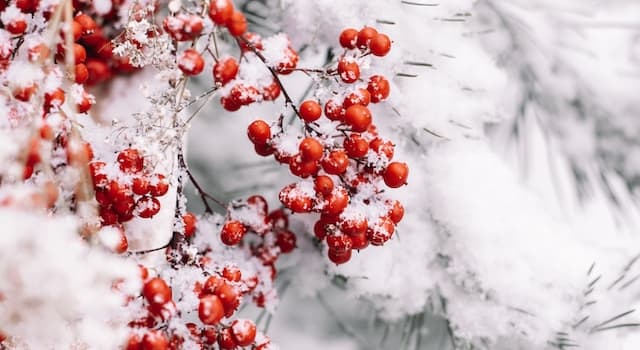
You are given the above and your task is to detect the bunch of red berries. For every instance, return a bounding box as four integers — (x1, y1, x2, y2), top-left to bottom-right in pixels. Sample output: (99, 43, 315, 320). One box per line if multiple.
(218, 196, 296, 289)
(167, 1, 298, 113)
(245, 27, 407, 264)
(0, 0, 147, 118)
(89, 148, 169, 227)
(125, 233, 278, 349)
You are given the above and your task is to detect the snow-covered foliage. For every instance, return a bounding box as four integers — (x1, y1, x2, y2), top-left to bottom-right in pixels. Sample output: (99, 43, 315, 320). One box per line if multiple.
(1, 0, 640, 349)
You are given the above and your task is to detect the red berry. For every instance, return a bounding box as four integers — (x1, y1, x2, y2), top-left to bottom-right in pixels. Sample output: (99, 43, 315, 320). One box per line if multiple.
(328, 248, 352, 264)
(222, 266, 242, 282)
(44, 88, 64, 111)
(350, 231, 369, 250)
(299, 100, 322, 122)
(5, 18, 27, 35)
(221, 95, 241, 111)
(367, 216, 395, 245)
(143, 277, 172, 306)
(383, 162, 409, 188)
(231, 319, 257, 347)
(369, 138, 394, 160)
(314, 217, 334, 240)
(76, 91, 93, 113)
(117, 148, 144, 173)
(275, 47, 298, 74)
(247, 120, 271, 145)
(337, 58, 360, 83)
(340, 216, 368, 236)
(267, 209, 289, 229)
(216, 281, 239, 316)
(230, 83, 259, 105)
(324, 99, 346, 122)
(69, 20, 82, 41)
(217, 327, 237, 350)
(203, 327, 218, 345)
(388, 200, 404, 223)
(327, 234, 353, 253)
(132, 176, 150, 195)
(75, 63, 89, 84)
(299, 137, 324, 162)
(276, 230, 296, 253)
(339, 28, 358, 49)
(314, 175, 334, 195)
(28, 43, 49, 62)
(213, 57, 239, 86)
(343, 88, 370, 108)
(367, 75, 390, 103)
(208, 0, 234, 25)
(226, 11, 247, 36)
(141, 330, 169, 350)
(99, 206, 118, 225)
(323, 188, 349, 215)
(203, 275, 224, 295)
(86, 58, 112, 85)
(261, 80, 281, 101)
(183, 15, 204, 38)
(136, 196, 161, 218)
(75, 13, 97, 35)
(289, 157, 319, 178)
(178, 49, 205, 76)
(73, 43, 87, 63)
(221, 220, 246, 245)
(125, 334, 142, 350)
(183, 212, 197, 238)
(239, 32, 263, 52)
(111, 190, 135, 216)
(254, 143, 275, 157)
(16, 0, 38, 13)
(279, 184, 313, 213)
(369, 33, 391, 56)
(356, 27, 378, 49)
(321, 150, 349, 175)
(149, 174, 169, 196)
(247, 195, 268, 215)
(343, 133, 369, 158)
(344, 105, 372, 132)
(113, 225, 129, 254)
(198, 295, 225, 325)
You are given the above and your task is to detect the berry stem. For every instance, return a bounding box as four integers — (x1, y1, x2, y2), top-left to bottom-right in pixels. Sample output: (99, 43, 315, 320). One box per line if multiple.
(129, 242, 171, 255)
(182, 159, 227, 213)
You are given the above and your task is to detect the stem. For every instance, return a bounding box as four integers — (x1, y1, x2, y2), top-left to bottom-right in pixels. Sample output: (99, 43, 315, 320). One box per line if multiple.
(184, 164, 227, 213)
(129, 242, 171, 255)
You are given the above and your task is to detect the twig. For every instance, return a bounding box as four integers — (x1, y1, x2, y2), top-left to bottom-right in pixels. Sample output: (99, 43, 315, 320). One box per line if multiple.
(184, 166, 226, 213)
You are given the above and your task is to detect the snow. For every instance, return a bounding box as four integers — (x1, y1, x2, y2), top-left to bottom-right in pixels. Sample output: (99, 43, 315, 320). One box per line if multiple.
(93, 0, 113, 15)
(0, 209, 139, 349)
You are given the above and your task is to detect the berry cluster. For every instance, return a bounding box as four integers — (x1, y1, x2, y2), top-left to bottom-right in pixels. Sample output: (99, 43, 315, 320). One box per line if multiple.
(89, 148, 169, 230)
(124, 206, 284, 350)
(219, 196, 297, 292)
(245, 27, 408, 264)
(163, 0, 301, 112)
(0, 0, 140, 116)
(216, 33, 298, 112)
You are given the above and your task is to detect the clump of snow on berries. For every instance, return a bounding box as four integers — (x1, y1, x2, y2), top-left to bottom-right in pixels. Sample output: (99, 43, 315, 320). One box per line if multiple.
(0, 209, 140, 349)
